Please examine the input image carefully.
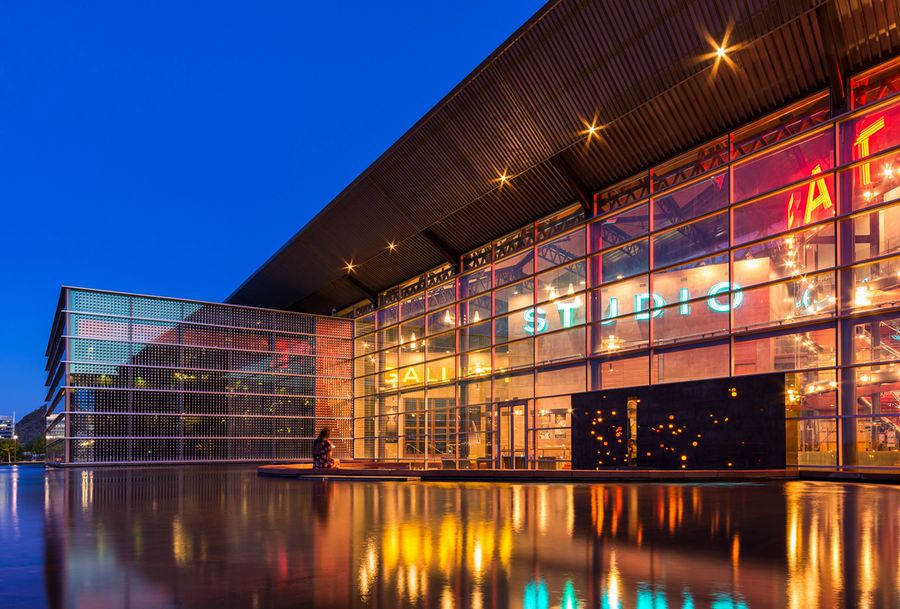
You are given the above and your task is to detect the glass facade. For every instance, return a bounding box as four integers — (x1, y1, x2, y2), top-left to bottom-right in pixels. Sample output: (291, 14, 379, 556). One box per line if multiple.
(45, 288, 353, 464)
(349, 57, 900, 472)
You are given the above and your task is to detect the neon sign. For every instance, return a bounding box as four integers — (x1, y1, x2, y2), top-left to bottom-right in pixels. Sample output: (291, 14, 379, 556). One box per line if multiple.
(786, 164, 834, 230)
(523, 300, 580, 333)
(854, 115, 886, 185)
(523, 282, 744, 334)
(384, 365, 450, 387)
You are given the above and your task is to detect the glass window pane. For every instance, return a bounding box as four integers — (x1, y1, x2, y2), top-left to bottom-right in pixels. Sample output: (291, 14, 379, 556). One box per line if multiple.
(652, 171, 729, 229)
(383, 362, 425, 392)
(651, 254, 729, 306)
(651, 342, 729, 384)
(536, 364, 584, 397)
(838, 98, 900, 163)
(536, 327, 585, 364)
(852, 417, 900, 467)
(425, 331, 455, 361)
(354, 313, 375, 337)
(425, 357, 456, 386)
(590, 353, 648, 390)
(399, 317, 425, 347)
(851, 314, 900, 364)
(845, 256, 900, 313)
(399, 294, 425, 321)
(838, 148, 900, 213)
(732, 273, 836, 332)
(854, 366, 900, 416)
(458, 294, 491, 326)
(733, 326, 836, 375)
(652, 211, 728, 269)
(732, 173, 836, 245)
(503, 299, 585, 343)
(851, 59, 900, 109)
(537, 228, 585, 272)
(376, 326, 399, 350)
(354, 336, 375, 358)
(493, 338, 533, 372)
(786, 369, 837, 418)
(591, 316, 650, 354)
(493, 278, 534, 315)
(398, 344, 424, 373)
(459, 379, 491, 406)
(459, 349, 491, 379)
(376, 348, 398, 372)
(493, 372, 533, 401)
(536, 261, 586, 303)
(590, 275, 649, 323)
(458, 268, 491, 299)
(426, 306, 456, 335)
(599, 239, 649, 284)
(459, 321, 492, 352)
(790, 418, 837, 467)
(733, 129, 834, 203)
(376, 304, 397, 329)
(733, 224, 836, 289)
(596, 202, 649, 249)
(494, 250, 533, 287)
(841, 202, 900, 263)
(651, 300, 729, 346)
(426, 282, 456, 310)
(493, 310, 534, 345)
(535, 394, 573, 434)
(355, 355, 376, 378)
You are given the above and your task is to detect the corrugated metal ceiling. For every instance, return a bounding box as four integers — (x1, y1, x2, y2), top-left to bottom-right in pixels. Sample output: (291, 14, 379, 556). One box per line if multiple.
(228, 0, 900, 314)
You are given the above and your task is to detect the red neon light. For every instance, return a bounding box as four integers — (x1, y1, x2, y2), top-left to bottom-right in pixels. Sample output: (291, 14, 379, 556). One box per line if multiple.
(786, 164, 834, 230)
(854, 116, 886, 185)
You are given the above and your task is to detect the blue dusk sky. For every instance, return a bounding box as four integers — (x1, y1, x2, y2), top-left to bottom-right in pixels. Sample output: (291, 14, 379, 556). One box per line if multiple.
(0, 1, 545, 416)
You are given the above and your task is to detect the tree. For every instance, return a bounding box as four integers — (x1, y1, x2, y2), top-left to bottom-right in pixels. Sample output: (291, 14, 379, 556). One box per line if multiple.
(0, 439, 21, 463)
(24, 437, 46, 456)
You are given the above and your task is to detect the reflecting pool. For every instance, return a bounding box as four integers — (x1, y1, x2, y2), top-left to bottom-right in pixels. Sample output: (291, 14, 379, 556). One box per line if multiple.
(1, 465, 899, 608)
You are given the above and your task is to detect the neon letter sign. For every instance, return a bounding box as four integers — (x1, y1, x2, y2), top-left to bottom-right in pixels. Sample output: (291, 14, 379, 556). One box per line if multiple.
(786, 164, 834, 229)
(527, 281, 745, 334)
(634, 293, 664, 320)
(523, 307, 548, 334)
(706, 282, 743, 313)
(854, 116, 886, 185)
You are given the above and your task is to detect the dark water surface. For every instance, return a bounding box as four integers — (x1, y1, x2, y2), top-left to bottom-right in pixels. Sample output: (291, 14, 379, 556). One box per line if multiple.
(1, 465, 898, 609)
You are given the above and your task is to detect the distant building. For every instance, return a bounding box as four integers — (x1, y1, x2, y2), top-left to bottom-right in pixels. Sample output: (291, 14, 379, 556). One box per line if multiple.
(45, 288, 352, 465)
(0, 415, 14, 439)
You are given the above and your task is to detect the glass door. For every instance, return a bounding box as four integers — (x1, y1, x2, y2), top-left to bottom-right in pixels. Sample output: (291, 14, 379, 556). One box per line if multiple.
(496, 400, 528, 469)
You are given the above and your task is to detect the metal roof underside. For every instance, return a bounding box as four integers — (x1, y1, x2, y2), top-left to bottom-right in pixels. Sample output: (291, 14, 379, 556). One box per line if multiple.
(228, 0, 900, 314)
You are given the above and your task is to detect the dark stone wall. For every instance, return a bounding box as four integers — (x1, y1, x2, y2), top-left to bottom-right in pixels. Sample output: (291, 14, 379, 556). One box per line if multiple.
(572, 373, 786, 470)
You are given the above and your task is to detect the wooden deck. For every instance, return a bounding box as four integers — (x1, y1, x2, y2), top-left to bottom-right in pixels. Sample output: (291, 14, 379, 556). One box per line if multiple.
(257, 462, 798, 482)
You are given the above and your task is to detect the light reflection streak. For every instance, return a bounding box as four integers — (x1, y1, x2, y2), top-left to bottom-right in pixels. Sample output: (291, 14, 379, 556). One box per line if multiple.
(30, 468, 900, 609)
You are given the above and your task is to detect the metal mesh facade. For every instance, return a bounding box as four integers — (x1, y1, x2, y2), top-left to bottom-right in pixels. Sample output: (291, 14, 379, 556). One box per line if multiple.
(45, 288, 352, 465)
(349, 57, 900, 472)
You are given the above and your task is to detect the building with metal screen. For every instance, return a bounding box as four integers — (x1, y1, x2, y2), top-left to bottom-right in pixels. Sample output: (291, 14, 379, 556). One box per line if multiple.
(334, 59, 900, 471)
(44, 0, 900, 471)
(44, 288, 352, 464)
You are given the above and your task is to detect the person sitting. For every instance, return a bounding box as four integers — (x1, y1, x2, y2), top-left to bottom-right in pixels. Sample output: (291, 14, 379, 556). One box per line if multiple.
(312, 427, 338, 469)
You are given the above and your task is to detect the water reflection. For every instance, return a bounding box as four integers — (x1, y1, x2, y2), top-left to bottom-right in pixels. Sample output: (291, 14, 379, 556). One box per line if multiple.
(1, 466, 898, 607)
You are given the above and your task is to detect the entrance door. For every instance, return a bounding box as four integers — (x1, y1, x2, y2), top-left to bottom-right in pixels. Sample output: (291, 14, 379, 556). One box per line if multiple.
(496, 400, 528, 469)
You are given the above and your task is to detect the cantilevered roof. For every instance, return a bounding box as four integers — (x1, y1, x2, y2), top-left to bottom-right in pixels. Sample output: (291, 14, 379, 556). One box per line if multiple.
(228, 0, 900, 314)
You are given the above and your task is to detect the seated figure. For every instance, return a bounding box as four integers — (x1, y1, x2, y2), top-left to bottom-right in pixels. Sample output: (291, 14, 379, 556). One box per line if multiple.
(312, 428, 337, 469)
